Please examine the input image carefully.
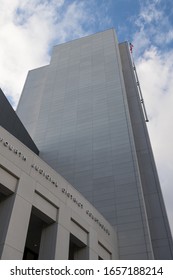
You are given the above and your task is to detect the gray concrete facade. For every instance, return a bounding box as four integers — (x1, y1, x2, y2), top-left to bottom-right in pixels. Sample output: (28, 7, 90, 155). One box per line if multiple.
(17, 29, 173, 259)
(0, 126, 116, 260)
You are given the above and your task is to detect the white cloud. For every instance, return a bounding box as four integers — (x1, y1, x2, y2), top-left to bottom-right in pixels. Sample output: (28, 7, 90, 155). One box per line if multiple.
(0, 0, 62, 106)
(136, 0, 162, 25)
(133, 0, 173, 234)
(133, 0, 173, 50)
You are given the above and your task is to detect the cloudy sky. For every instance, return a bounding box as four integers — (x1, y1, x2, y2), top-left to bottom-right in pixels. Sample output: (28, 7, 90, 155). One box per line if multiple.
(0, 0, 173, 233)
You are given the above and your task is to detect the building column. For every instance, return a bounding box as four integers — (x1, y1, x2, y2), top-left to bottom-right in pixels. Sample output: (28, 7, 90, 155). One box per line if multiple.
(39, 223, 70, 260)
(0, 193, 32, 259)
(39, 206, 70, 260)
(54, 224, 70, 259)
(39, 222, 58, 259)
(88, 230, 99, 259)
(0, 172, 36, 260)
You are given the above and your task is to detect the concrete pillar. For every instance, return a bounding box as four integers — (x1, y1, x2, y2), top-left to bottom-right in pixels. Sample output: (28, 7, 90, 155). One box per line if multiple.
(54, 224, 70, 259)
(0, 193, 32, 259)
(0, 172, 36, 260)
(39, 222, 58, 259)
(39, 206, 70, 260)
(88, 230, 98, 259)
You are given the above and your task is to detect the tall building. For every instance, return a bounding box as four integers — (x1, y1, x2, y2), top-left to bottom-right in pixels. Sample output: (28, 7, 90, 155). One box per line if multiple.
(15, 29, 173, 259)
